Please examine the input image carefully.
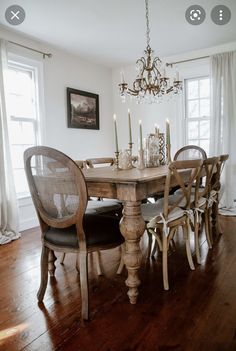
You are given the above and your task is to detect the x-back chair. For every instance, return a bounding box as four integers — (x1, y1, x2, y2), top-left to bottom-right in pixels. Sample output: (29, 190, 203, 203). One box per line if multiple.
(141, 159, 203, 290)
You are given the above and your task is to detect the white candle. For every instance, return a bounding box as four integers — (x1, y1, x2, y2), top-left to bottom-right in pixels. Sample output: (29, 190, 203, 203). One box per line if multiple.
(128, 109, 132, 144)
(120, 71, 125, 83)
(166, 119, 170, 145)
(139, 120, 143, 150)
(176, 71, 179, 81)
(113, 114, 119, 152)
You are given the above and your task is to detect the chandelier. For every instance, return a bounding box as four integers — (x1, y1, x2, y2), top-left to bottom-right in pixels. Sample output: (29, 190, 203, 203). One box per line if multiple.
(119, 0, 182, 104)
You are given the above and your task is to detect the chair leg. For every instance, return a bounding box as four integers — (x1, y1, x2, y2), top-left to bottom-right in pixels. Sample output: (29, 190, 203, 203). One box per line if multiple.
(37, 246, 49, 302)
(194, 214, 201, 265)
(94, 251, 102, 276)
(116, 244, 125, 275)
(60, 253, 66, 264)
(48, 250, 57, 277)
(79, 251, 89, 320)
(183, 223, 195, 271)
(162, 232, 169, 291)
(205, 208, 213, 249)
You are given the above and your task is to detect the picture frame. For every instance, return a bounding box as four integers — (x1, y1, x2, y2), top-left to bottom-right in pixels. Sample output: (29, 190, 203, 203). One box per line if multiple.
(67, 88, 99, 130)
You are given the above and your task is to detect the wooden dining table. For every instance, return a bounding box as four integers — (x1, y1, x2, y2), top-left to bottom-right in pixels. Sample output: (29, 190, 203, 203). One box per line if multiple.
(82, 165, 191, 305)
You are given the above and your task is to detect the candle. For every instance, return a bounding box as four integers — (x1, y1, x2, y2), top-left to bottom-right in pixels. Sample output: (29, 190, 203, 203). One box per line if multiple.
(176, 71, 179, 82)
(128, 109, 132, 144)
(154, 124, 160, 137)
(139, 120, 143, 150)
(120, 71, 125, 83)
(113, 114, 119, 152)
(166, 119, 170, 145)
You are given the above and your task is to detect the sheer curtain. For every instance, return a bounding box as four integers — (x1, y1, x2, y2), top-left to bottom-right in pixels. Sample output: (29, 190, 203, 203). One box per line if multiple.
(0, 39, 21, 244)
(210, 51, 236, 213)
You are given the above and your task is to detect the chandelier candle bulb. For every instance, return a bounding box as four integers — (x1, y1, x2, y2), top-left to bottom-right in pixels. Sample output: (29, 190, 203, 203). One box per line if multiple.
(166, 119, 170, 145)
(113, 114, 119, 153)
(120, 71, 125, 84)
(139, 120, 143, 150)
(128, 109, 132, 144)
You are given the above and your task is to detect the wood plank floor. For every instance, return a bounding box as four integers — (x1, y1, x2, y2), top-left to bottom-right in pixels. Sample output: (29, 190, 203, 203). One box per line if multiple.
(0, 216, 236, 351)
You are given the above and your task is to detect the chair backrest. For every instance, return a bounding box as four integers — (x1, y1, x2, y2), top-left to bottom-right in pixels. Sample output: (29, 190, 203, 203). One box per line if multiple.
(212, 154, 229, 191)
(174, 145, 207, 161)
(24, 146, 88, 232)
(163, 159, 203, 217)
(195, 157, 220, 202)
(85, 157, 114, 168)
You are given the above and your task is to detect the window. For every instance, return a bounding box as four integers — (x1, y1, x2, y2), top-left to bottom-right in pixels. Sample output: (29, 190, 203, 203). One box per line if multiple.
(185, 77, 211, 155)
(6, 59, 42, 198)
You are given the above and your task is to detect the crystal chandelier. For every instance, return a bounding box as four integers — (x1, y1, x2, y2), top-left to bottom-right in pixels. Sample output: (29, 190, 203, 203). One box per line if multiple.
(119, 0, 182, 104)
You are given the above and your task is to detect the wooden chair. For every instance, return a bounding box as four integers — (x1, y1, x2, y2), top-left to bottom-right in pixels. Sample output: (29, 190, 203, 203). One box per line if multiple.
(85, 157, 114, 168)
(24, 146, 124, 320)
(168, 157, 220, 263)
(141, 159, 203, 290)
(174, 145, 207, 161)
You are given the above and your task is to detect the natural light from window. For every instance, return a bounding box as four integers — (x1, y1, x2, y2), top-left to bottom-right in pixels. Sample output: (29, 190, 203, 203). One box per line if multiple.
(185, 77, 211, 155)
(6, 61, 40, 198)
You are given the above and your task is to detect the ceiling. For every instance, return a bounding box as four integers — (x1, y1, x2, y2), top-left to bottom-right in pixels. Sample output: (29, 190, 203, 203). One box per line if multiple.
(0, 0, 236, 67)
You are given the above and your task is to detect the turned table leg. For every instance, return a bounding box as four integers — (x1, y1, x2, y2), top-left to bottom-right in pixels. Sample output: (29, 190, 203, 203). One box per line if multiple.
(120, 201, 146, 304)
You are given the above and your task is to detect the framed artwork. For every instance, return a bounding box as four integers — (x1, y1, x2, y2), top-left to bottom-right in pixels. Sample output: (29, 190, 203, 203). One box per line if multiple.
(67, 88, 99, 129)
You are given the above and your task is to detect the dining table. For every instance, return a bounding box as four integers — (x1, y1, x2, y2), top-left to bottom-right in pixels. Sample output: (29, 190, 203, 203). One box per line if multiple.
(82, 165, 199, 305)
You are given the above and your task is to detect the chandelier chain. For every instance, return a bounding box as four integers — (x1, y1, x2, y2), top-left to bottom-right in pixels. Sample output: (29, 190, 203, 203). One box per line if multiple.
(145, 0, 150, 47)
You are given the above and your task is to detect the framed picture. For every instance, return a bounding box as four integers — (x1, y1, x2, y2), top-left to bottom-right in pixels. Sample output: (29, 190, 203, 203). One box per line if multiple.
(67, 88, 99, 130)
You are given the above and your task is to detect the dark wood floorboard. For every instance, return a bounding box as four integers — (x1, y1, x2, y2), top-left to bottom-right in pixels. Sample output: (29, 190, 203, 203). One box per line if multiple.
(0, 217, 236, 351)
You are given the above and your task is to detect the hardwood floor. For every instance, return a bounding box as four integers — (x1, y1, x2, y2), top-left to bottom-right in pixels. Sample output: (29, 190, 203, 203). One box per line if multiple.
(0, 216, 236, 351)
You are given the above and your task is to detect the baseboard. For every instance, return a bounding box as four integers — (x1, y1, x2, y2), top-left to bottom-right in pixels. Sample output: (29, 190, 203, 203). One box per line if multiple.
(20, 217, 39, 232)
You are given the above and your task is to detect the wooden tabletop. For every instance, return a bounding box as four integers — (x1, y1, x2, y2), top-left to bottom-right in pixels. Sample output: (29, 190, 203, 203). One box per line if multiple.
(83, 165, 170, 184)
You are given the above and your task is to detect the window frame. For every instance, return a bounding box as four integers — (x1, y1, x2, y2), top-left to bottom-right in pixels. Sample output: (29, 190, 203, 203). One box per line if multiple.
(184, 75, 211, 153)
(7, 53, 45, 199)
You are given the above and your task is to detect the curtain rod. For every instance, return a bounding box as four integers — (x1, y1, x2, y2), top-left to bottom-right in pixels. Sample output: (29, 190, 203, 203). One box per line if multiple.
(166, 55, 209, 67)
(8, 40, 52, 59)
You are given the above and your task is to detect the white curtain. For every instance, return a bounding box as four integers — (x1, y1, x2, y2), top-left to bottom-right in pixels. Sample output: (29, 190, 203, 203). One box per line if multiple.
(210, 51, 236, 213)
(0, 39, 21, 244)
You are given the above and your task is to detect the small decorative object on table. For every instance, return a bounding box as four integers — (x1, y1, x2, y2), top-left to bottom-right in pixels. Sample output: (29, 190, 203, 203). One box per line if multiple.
(118, 149, 132, 170)
(145, 133, 160, 167)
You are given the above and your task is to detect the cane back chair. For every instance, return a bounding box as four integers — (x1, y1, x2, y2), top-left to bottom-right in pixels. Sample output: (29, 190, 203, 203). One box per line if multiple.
(24, 146, 124, 320)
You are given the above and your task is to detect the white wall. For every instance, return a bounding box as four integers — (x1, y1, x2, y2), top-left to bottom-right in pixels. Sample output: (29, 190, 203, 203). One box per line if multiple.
(0, 27, 114, 231)
(112, 41, 236, 157)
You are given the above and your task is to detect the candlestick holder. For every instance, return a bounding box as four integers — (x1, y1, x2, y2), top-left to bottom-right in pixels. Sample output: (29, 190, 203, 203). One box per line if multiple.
(166, 144, 171, 165)
(137, 149, 145, 170)
(128, 142, 133, 153)
(113, 151, 120, 170)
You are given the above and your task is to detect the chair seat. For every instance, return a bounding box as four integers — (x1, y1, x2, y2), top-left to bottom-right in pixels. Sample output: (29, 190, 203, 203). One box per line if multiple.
(141, 201, 185, 224)
(168, 194, 207, 208)
(174, 186, 206, 196)
(44, 214, 124, 249)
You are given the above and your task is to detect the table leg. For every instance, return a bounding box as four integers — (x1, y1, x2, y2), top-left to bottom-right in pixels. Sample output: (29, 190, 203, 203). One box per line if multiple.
(120, 201, 146, 304)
